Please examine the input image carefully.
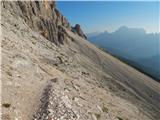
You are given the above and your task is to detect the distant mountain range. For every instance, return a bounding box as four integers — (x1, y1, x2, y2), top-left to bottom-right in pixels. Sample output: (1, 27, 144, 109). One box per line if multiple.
(87, 26, 160, 81)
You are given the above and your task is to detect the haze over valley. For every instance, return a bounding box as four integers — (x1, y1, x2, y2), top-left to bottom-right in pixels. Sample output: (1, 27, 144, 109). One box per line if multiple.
(87, 26, 160, 81)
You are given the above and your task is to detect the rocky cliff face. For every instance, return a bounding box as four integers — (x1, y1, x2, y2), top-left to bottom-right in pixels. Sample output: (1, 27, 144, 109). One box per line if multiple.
(1, 1, 160, 120)
(2, 1, 86, 45)
(2, 1, 88, 46)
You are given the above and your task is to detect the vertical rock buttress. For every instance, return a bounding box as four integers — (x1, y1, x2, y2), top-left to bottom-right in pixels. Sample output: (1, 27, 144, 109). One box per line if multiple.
(2, 1, 71, 45)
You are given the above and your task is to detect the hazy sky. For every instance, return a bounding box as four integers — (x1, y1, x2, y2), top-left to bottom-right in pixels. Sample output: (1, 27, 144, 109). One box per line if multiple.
(57, 1, 159, 33)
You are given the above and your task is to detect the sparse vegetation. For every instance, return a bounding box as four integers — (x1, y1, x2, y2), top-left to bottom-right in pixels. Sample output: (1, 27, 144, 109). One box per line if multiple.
(102, 106, 108, 113)
(31, 35, 37, 40)
(31, 35, 37, 45)
(32, 41, 36, 45)
(95, 113, 101, 120)
(50, 78, 58, 83)
(82, 71, 89, 76)
(117, 116, 123, 120)
(99, 47, 107, 52)
(2, 103, 11, 108)
(6, 71, 12, 76)
(40, 30, 48, 39)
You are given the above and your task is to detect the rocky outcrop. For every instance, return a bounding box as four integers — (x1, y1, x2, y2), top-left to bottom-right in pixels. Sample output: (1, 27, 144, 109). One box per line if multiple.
(2, 1, 70, 45)
(72, 24, 87, 39)
(2, 1, 87, 44)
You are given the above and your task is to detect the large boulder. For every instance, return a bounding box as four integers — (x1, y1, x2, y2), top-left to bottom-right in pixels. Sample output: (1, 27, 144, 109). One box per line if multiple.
(72, 24, 87, 39)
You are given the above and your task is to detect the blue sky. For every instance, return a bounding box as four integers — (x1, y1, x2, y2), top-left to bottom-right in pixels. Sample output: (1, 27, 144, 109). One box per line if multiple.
(57, 1, 159, 33)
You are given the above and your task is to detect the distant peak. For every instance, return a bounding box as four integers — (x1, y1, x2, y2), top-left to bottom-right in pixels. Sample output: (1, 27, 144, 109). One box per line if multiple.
(117, 26, 146, 34)
(118, 26, 128, 31)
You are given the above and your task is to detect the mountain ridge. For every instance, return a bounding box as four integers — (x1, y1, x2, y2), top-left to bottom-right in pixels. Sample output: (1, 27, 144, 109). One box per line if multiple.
(87, 26, 160, 81)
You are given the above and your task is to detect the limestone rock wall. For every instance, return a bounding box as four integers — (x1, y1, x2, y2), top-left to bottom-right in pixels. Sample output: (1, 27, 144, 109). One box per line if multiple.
(2, 1, 70, 45)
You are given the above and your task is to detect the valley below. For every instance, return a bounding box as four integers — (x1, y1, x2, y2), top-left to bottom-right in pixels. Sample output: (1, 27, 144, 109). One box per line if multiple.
(87, 27, 160, 82)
